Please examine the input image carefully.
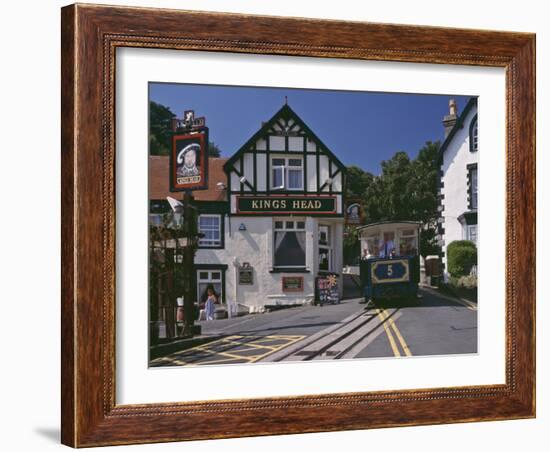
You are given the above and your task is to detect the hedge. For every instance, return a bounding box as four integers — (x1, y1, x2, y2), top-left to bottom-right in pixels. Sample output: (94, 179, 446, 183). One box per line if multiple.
(447, 240, 477, 277)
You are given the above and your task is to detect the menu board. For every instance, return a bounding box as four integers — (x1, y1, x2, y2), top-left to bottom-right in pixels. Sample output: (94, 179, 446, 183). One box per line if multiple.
(316, 274, 340, 305)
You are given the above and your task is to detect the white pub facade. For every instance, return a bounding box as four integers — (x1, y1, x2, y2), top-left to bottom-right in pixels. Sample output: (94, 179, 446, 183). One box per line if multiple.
(153, 104, 347, 314)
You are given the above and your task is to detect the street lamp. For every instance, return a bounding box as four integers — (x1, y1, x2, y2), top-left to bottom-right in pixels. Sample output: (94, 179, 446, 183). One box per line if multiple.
(166, 195, 202, 338)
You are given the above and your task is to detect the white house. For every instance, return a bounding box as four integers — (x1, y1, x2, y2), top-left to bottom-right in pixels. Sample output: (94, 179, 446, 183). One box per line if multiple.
(438, 98, 478, 279)
(150, 103, 347, 313)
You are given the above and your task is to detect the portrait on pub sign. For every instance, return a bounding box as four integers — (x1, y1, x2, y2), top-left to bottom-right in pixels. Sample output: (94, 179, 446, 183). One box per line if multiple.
(170, 131, 208, 191)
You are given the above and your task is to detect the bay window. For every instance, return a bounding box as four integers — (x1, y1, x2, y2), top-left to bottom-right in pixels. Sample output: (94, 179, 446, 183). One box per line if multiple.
(273, 219, 306, 268)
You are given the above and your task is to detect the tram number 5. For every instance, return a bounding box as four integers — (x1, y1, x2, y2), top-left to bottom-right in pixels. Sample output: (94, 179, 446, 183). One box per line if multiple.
(387, 265, 393, 277)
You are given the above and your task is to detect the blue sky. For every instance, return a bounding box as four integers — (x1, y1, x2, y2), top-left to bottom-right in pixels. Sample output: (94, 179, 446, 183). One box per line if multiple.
(150, 83, 471, 175)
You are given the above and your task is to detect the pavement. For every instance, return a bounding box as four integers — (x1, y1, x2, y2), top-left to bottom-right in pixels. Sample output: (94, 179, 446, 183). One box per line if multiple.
(150, 286, 477, 367)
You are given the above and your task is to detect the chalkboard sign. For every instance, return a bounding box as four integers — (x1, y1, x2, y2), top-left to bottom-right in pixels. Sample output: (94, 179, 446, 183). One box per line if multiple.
(238, 263, 254, 285)
(316, 274, 340, 305)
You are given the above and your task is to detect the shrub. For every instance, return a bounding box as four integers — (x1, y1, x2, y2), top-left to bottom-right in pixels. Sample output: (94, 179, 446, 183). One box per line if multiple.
(447, 240, 477, 277)
(456, 274, 477, 289)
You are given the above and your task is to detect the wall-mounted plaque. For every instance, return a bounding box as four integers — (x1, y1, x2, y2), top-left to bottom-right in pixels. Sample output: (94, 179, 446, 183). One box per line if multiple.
(282, 276, 304, 292)
(238, 262, 254, 285)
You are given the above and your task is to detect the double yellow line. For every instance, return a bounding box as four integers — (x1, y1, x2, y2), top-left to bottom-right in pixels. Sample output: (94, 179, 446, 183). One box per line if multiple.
(376, 308, 412, 357)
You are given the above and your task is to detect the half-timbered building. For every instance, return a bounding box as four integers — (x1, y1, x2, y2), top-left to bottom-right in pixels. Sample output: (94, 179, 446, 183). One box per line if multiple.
(150, 103, 347, 315)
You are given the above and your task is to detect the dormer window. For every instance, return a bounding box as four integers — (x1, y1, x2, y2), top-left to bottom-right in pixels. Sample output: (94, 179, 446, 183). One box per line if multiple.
(271, 157, 303, 190)
(469, 115, 478, 153)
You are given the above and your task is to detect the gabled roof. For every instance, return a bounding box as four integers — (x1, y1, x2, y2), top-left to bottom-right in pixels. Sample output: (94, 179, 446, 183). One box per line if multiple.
(437, 97, 477, 164)
(223, 103, 346, 173)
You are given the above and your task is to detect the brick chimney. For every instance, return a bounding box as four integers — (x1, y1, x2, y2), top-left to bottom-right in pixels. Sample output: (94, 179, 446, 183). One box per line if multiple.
(442, 99, 458, 137)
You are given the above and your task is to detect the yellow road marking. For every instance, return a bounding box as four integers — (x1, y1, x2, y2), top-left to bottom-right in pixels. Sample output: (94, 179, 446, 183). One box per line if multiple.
(152, 334, 307, 366)
(380, 309, 412, 357)
(249, 336, 306, 362)
(217, 350, 258, 360)
(186, 357, 245, 365)
(217, 338, 278, 350)
(376, 309, 401, 357)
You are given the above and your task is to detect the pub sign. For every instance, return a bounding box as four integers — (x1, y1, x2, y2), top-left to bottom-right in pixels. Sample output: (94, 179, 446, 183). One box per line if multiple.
(170, 128, 209, 192)
(345, 199, 364, 225)
(237, 196, 337, 216)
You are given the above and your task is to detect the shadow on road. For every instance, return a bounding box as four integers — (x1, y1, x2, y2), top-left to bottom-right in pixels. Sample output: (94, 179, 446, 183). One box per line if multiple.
(364, 289, 472, 310)
(238, 321, 339, 335)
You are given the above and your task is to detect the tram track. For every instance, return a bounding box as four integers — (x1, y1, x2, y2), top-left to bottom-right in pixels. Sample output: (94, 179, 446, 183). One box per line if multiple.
(264, 307, 403, 362)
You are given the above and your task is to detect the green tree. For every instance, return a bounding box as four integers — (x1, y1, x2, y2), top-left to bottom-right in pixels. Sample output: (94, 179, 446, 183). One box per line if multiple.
(344, 141, 441, 258)
(208, 142, 222, 157)
(149, 101, 223, 157)
(149, 101, 176, 155)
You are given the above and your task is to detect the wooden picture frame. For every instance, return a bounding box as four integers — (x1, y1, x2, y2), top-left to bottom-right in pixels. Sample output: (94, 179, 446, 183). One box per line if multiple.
(61, 3, 535, 447)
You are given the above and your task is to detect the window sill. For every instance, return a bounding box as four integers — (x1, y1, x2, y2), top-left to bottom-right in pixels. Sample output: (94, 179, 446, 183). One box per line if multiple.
(317, 270, 337, 275)
(270, 267, 310, 273)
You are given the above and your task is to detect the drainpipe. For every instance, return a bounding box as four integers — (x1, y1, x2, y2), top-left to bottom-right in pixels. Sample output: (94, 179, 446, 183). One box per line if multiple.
(230, 256, 239, 318)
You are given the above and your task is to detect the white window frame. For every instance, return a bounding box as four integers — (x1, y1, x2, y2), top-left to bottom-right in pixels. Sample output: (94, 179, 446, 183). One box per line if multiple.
(318, 225, 330, 245)
(471, 119, 479, 152)
(273, 218, 306, 268)
(466, 224, 478, 244)
(197, 270, 223, 304)
(198, 214, 222, 247)
(471, 167, 478, 210)
(271, 164, 285, 190)
(270, 156, 303, 190)
(318, 224, 332, 272)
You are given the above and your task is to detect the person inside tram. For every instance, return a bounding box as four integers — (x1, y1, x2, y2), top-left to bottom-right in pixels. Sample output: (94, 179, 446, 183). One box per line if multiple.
(362, 247, 374, 260)
(379, 232, 395, 258)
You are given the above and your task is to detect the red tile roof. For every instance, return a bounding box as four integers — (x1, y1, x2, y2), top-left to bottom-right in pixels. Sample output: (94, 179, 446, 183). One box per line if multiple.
(149, 156, 228, 202)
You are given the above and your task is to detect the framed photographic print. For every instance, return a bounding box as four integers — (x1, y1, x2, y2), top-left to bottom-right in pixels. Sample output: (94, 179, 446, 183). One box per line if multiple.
(61, 3, 535, 447)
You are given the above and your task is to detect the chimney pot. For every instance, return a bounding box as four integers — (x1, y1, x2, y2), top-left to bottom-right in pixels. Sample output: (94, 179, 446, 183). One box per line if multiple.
(443, 98, 458, 137)
(449, 99, 457, 116)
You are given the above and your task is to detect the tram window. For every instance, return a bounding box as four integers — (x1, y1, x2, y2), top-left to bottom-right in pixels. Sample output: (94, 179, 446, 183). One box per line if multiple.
(399, 229, 418, 256)
(363, 236, 380, 258)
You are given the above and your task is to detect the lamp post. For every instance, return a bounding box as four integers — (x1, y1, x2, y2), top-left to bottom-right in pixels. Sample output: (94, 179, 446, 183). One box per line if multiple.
(167, 194, 202, 338)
